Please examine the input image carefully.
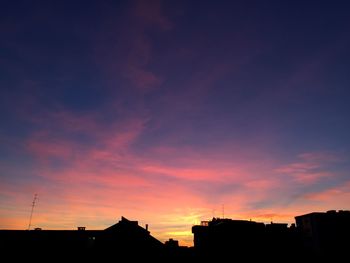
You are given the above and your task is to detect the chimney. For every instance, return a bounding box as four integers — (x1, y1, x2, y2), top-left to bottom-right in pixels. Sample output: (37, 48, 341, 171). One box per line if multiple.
(145, 224, 148, 231)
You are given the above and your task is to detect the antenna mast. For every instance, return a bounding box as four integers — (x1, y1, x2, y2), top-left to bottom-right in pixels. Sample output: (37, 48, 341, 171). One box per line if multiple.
(28, 194, 38, 230)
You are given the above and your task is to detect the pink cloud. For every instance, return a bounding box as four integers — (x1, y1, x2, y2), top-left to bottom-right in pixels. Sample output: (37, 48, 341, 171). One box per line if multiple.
(3, 113, 348, 246)
(303, 181, 350, 203)
(275, 162, 320, 174)
(1, 146, 345, 245)
(293, 172, 332, 184)
(140, 164, 239, 182)
(13, 109, 278, 240)
(274, 151, 340, 184)
(25, 110, 147, 161)
(26, 136, 75, 160)
(243, 178, 281, 190)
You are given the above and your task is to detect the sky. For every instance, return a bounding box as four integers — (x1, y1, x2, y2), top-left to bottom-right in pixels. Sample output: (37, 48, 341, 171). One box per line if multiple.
(1, 0, 350, 245)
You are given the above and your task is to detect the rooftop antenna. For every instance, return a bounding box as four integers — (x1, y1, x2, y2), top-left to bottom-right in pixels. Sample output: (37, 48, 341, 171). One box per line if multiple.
(28, 194, 38, 230)
(222, 204, 225, 219)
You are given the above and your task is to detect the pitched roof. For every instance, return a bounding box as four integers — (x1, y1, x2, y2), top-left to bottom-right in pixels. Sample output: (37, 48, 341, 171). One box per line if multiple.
(103, 216, 163, 247)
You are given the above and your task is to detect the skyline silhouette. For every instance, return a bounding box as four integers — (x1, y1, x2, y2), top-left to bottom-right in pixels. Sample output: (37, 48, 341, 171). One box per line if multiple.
(1, 210, 349, 261)
(1, 0, 350, 247)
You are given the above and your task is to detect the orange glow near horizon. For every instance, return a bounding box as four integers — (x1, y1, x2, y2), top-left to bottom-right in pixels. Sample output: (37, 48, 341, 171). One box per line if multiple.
(1, 116, 349, 246)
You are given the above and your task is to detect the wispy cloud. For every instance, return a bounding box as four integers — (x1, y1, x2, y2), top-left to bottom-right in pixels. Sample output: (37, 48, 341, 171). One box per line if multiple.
(303, 181, 350, 203)
(124, 0, 172, 91)
(275, 151, 341, 184)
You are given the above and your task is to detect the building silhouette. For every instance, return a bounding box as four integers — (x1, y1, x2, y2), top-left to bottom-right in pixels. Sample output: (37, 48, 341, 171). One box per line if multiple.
(1, 210, 349, 261)
(295, 210, 350, 256)
(96, 216, 164, 259)
(192, 217, 294, 260)
(0, 216, 166, 261)
(191, 210, 349, 260)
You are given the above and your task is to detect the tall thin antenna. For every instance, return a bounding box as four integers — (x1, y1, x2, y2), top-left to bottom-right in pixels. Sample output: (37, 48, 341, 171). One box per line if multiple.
(222, 204, 225, 219)
(28, 194, 38, 230)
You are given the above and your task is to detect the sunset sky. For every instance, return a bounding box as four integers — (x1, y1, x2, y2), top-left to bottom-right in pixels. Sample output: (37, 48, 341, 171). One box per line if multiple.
(1, 0, 350, 245)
